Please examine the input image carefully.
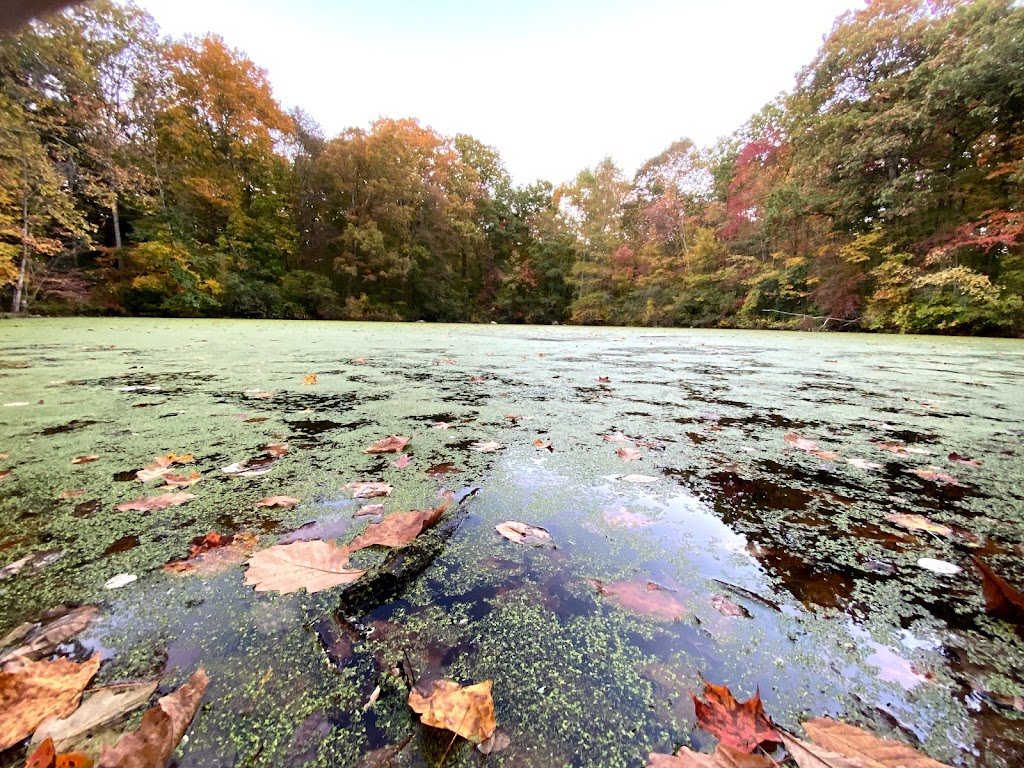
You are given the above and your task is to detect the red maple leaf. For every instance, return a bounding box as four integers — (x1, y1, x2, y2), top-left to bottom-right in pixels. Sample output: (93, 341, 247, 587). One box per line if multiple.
(690, 676, 782, 753)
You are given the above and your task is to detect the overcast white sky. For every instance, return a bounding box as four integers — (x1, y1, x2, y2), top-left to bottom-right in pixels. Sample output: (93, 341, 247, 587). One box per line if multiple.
(138, 0, 859, 185)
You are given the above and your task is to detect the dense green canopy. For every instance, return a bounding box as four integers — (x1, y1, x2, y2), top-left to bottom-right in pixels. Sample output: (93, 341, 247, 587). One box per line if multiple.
(2, 0, 1022, 334)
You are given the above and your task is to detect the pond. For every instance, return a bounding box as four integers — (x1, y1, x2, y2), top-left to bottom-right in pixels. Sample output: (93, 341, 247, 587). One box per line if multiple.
(1, 318, 1023, 767)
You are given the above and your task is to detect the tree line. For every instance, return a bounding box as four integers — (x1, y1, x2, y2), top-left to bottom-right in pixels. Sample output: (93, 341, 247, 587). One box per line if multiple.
(2, 0, 1022, 334)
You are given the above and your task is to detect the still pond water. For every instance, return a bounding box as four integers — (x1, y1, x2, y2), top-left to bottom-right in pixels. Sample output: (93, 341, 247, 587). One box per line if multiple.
(1, 319, 1023, 767)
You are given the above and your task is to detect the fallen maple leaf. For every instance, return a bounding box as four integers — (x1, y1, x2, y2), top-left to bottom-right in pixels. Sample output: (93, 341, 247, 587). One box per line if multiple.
(495, 520, 553, 546)
(426, 463, 460, 477)
(777, 731, 862, 768)
(617, 446, 642, 462)
(25, 737, 93, 768)
(244, 541, 366, 593)
(589, 579, 686, 621)
(603, 431, 630, 443)
(71, 456, 99, 465)
(784, 433, 838, 461)
(532, 439, 553, 451)
(164, 533, 257, 576)
(0, 654, 100, 751)
(690, 677, 781, 753)
(136, 453, 193, 482)
(162, 472, 201, 489)
(884, 513, 952, 537)
(408, 679, 496, 744)
(264, 442, 289, 458)
(0, 605, 98, 665)
(469, 441, 502, 453)
(364, 435, 412, 453)
(32, 683, 158, 754)
(799, 717, 950, 768)
(348, 496, 452, 551)
(302, 374, 318, 385)
(115, 493, 195, 512)
(970, 555, 1024, 622)
(96, 669, 208, 768)
(393, 454, 413, 469)
(910, 468, 959, 485)
(355, 504, 385, 517)
(877, 443, 932, 456)
(344, 481, 393, 498)
(596, 376, 611, 383)
(647, 744, 773, 767)
(255, 496, 299, 509)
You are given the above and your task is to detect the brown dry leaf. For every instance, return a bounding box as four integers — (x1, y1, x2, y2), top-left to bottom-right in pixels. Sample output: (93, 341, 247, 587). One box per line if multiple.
(71, 456, 99, 465)
(495, 520, 553, 546)
(778, 731, 863, 768)
(96, 668, 208, 768)
(344, 481, 393, 498)
(393, 454, 413, 469)
(0, 654, 100, 751)
(25, 737, 93, 768)
(164, 533, 257, 576)
(647, 743, 774, 767)
(596, 376, 611, 383)
(351, 357, 367, 364)
(408, 679, 496, 744)
(970, 555, 1024, 622)
(877, 443, 932, 456)
(426, 462, 460, 477)
(532, 439, 553, 451)
(58, 490, 88, 500)
(114, 493, 195, 512)
(948, 453, 981, 466)
(303, 374, 318, 385)
(0, 605, 99, 665)
(0, 469, 11, 481)
(801, 717, 950, 768)
(264, 442, 290, 458)
(884, 513, 953, 537)
(355, 504, 385, 517)
(162, 472, 201, 489)
(364, 435, 412, 454)
(244, 540, 366, 593)
(784, 433, 839, 461)
(469, 376, 487, 384)
(348, 496, 452, 551)
(910, 468, 959, 485)
(603, 431, 631, 443)
(617, 446, 642, 462)
(691, 677, 782, 753)
(589, 579, 686, 621)
(711, 594, 751, 618)
(32, 683, 158, 752)
(469, 441, 502, 453)
(255, 496, 300, 509)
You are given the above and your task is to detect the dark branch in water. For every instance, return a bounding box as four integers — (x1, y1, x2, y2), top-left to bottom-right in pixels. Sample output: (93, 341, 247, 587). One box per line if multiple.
(761, 310, 862, 330)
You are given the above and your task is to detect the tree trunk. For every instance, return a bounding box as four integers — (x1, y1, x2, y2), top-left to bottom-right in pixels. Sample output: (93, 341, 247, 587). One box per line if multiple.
(12, 195, 29, 314)
(112, 196, 123, 269)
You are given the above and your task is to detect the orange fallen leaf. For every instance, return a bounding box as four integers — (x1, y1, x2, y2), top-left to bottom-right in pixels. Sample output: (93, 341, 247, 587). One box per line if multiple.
(25, 737, 93, 768)
(162, 472, 201, 489)
(244, 540, 365, 594)
(408, 679, 496, 744)
(617, 446, 642, 462)
(302, 374, 318, 385)
(393, 454, 413, 469)
(264, 442, 289, 458)
(71, 456, 99, 465)
(255, 496, 299, 509)
(690, 677, 781, 754)
(355, 504, 385, 517)
(647, 743, 773, 767)
(115, 493, 195, 512)
(348, 496, 452, 551)
(884, 513, 952, 537)
(96, 669, 208, 768)
(364, 435, 412, 454)
(164, 532, 257, 576)
(532, 439, 553, 451)
(0, 654, 100, 751)
(777, 731, 862, 768)
(589, 579, 686, 621)
(344, 481, 393, 498)
(877, 443, 932, 455)
(910, 468, 959, 485)
(800, 717, 950, 767)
